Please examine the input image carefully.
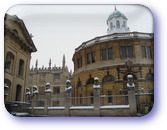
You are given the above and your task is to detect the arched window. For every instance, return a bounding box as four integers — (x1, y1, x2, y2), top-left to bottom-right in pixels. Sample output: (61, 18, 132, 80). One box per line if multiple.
(18, 59, 24, 76)
(5, 52, 15, 72)
(15, 85, 22, 101)
(110, 22, 113, 29)
(102, 75, 115, 83)
(4, 79, 11, 100)
(116, 20, 120, 28)
(145, 73, 154, 80)
(87, 78, 94, 85)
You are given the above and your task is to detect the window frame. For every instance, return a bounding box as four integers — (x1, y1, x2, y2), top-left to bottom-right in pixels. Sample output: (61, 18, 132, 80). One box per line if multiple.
(87, 52, 95, 64)
(121, 46, 134, 59)
(101, 48, 113, 61)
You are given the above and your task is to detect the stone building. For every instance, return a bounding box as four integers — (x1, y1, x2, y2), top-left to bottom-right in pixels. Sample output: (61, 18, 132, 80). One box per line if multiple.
(72, 8, 154, 114)
(4, 14, 37, 110)
(27, 55, 71, 107)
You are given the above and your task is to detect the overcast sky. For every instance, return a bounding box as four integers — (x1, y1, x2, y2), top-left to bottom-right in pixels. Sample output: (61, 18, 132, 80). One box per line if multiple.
(6, 5, 153, 71)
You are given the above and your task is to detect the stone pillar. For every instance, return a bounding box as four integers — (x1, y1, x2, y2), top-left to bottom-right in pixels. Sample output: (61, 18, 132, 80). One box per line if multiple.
(128, 87, 137, 116)
(127, 75, 137, 116)
(32, 85, 39, 115)
(44, 92, 51, 115)
(93, 77, 101, 116)
(44, 83, 52, 115)
(64, 92, 71, 116)
(64, 80, 72, 116)
(31, 93, 38, 115)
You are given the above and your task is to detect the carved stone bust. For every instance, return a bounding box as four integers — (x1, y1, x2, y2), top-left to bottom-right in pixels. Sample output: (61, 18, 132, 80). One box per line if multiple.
(33, 85, 38, 95)
(65, 80, 72, 93)
(45, 82, 52, 93)
(127, 74, 135, 88)
(93, 77, 100, 89)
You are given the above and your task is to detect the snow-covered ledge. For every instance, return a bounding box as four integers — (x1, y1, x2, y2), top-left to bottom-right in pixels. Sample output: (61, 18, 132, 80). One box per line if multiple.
(70, 106, 94, 110)
(48, 107, 65, 110)
(100, 105, 130, 109)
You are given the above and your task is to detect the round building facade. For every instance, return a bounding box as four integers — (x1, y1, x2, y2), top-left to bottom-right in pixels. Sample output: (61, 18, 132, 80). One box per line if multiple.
(72, 8, 154, 113)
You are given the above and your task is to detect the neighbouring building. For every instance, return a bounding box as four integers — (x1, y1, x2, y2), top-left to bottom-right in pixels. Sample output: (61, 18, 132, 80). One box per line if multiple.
(72, 7, 154, 114)
(27, 55, 71, 107)
(4, 14, 37, 113)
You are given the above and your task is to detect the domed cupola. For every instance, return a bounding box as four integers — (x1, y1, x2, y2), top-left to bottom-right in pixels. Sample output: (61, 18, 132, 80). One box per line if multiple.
(107, 6, 130, 34)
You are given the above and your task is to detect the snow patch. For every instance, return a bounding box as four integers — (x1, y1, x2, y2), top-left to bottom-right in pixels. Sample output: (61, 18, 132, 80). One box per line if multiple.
(100, 105, 130, 109)
(93, 85, 100, 89)
(33, 107, 44, 109)
(48, 107, 65, 110)
(70, 106, 94, 110)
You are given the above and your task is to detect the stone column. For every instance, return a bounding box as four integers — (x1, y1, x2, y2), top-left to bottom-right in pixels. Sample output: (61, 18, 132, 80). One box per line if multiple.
(127, 75, 137, 116)
(44, 91, 51, 115)
(64, 92, 71, 116)
(31, 93, 38, 115)
(64, 80, 72, 116)
(93, 77, 101, 116)
(44, 83, 52, 115)
(32, 85, 39, 115)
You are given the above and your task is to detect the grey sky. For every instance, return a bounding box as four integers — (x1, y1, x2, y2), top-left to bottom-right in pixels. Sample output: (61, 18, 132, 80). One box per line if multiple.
(7, 5, 153, 71)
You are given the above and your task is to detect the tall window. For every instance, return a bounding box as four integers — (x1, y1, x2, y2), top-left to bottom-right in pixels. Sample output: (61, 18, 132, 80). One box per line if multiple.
(108, 91, 112, 103)
(5, 52, 15, 72)
(110, 22, 113, 29)
(121, 46, 133, 58)
(39, 73, 45, 83)
(122, 21, 126, 27)
(102, 48, 113, 61)
(147, 46, 152, 58)
(127, 46, 133, 58)
(15, 85, 22, 101)
(77, 57, 82, 68)
(53, 73, 60, 82)
(87, 52, 95, 64)
(121, 46, 127, 58)
(141, 46, 152, 59)
(91, 52, 95, 63)
(4, 79, 11, 100)
(102, 49, 107, 60)
(18, 59, 24, 76)
(116, 20, 120, 28)
(141, 46, 147, 58)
